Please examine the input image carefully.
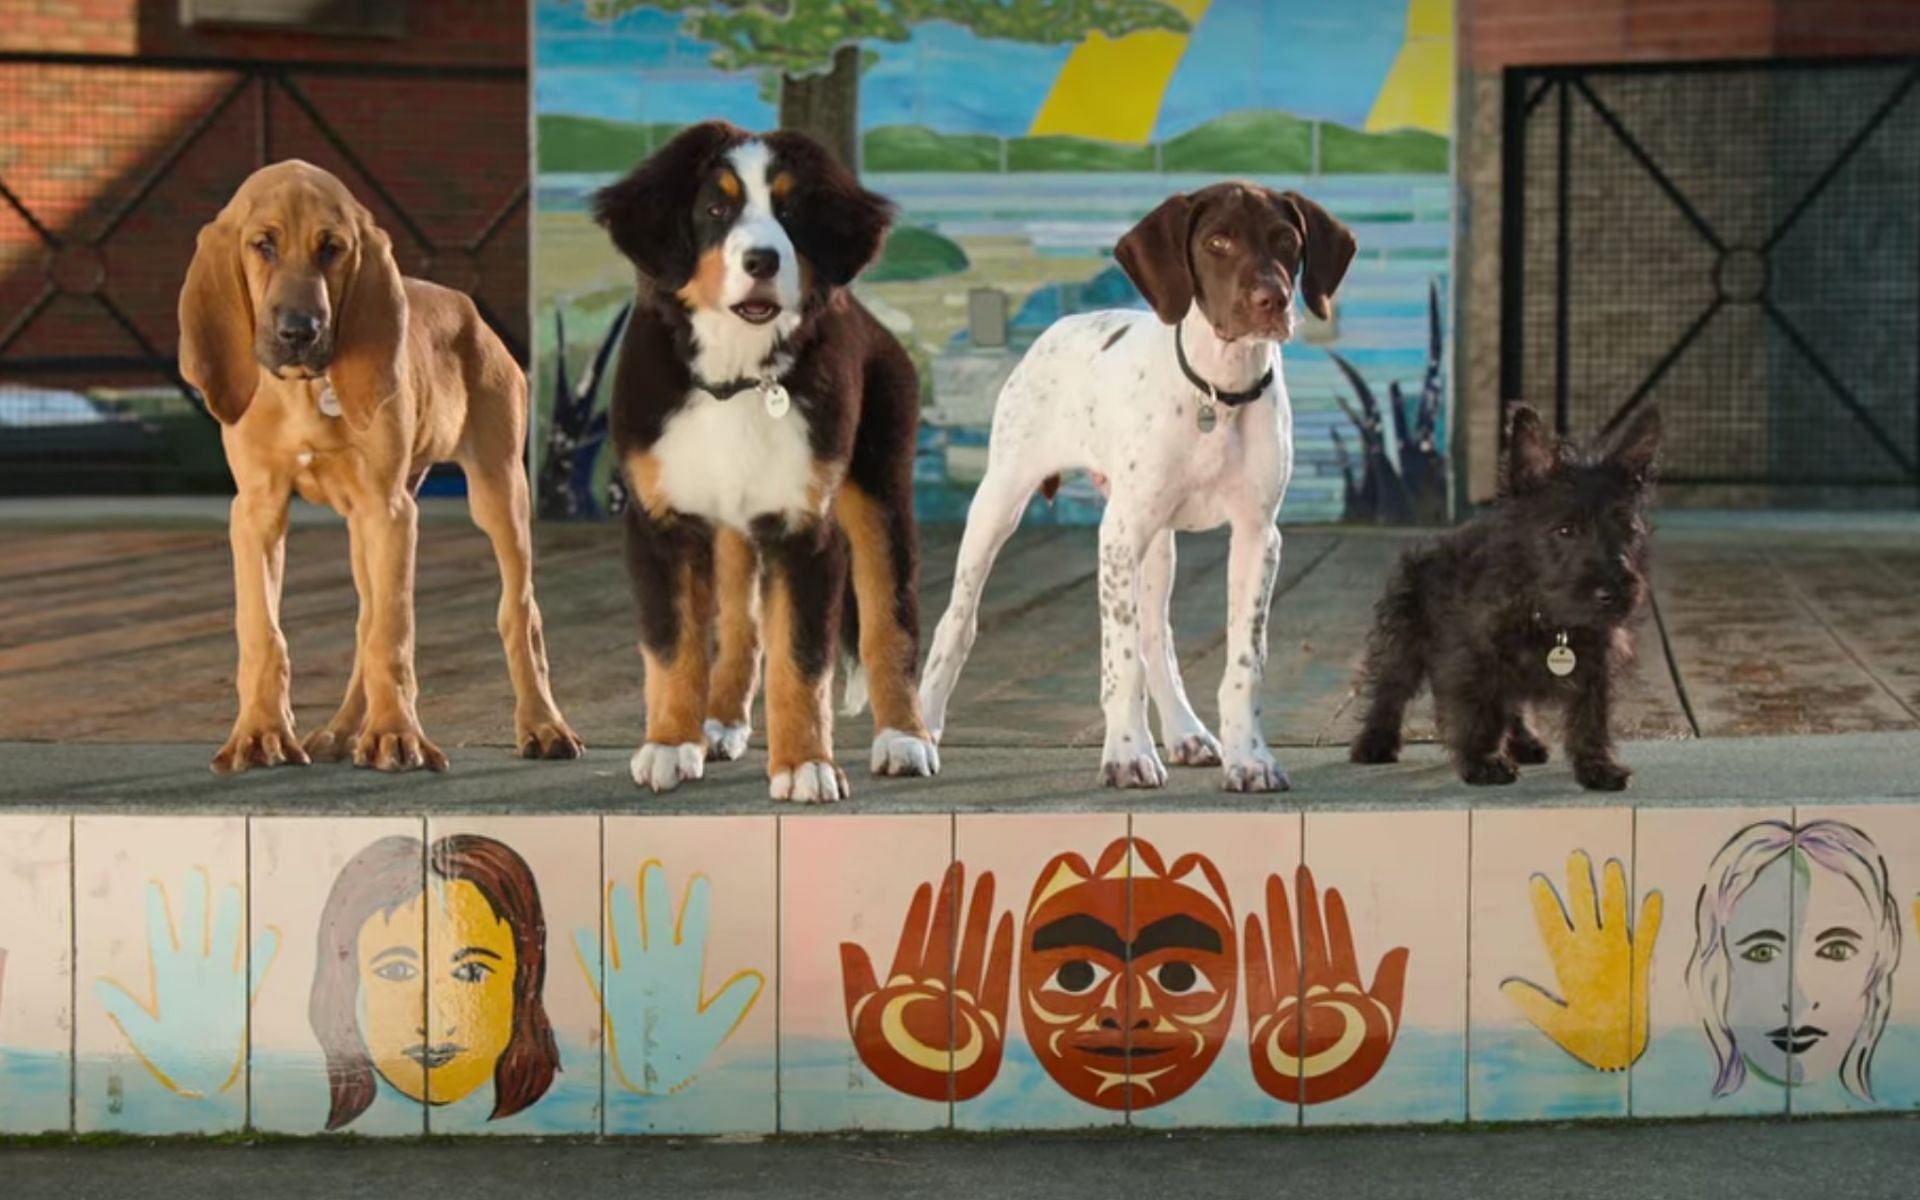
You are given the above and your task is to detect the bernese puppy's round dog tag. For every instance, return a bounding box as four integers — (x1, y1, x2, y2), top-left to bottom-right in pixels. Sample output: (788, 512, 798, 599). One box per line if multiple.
(762, 380, 791, 419)
(1547, 631, 1577, 677)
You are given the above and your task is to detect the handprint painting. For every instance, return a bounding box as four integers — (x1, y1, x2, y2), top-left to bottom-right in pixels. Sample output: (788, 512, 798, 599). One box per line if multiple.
(309, 835, 559, 1130)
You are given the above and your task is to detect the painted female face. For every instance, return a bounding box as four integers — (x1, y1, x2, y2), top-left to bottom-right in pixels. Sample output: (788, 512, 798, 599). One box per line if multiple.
(1725, 853, 1875, 1086)
(1019, 840, 1237, 1110)
(355, 879, 518, 1105)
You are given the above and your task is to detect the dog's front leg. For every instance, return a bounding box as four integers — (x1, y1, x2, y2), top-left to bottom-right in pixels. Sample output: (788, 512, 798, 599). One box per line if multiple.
(212, 483, 310, 774)
(1565, 665, 1631, 791)
(1216, 519, 1288, 792)
(1097, 504, 1166, 788)
(625, 506, 714, 793)
(759, 519, 849, 803)
(348, 491, 447, 772)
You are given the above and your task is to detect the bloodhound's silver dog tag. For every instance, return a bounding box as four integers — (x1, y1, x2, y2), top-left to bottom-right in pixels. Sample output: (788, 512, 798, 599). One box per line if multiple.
(1547, 631, 1577, 677)
(316, 377, 343, 419)
(762, 380, 791, 419)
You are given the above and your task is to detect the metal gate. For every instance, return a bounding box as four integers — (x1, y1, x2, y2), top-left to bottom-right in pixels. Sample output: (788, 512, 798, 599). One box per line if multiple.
(0, 51, 528, 495)
(1500, 58, 1920, 503)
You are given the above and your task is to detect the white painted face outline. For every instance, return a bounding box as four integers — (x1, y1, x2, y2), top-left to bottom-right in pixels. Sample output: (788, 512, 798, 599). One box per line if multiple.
(688, 140, 805, 383)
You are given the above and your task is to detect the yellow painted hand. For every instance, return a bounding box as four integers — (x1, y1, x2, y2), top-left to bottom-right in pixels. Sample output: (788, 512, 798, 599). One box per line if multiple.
(1499, 851, 1660, 1072)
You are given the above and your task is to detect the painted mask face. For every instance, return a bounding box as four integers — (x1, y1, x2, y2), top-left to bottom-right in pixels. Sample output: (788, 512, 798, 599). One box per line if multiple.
(356, 879, 518, 1106)
(1019, 838, 1236, 1110)
(1726, 853, 1875, 1086)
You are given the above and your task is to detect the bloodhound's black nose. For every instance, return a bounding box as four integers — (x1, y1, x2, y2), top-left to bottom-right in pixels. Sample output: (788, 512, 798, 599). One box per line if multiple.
(276, 310, 322, 348)
(742, 247, 781, 281)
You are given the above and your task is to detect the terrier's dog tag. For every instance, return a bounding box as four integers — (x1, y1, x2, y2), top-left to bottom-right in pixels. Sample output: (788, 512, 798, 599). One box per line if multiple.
(1547, 631, 1577, 677)
(762, 380, 791, 419)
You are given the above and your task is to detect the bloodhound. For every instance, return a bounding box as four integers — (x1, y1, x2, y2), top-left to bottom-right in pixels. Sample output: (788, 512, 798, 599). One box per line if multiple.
(180, 159, 581, 774)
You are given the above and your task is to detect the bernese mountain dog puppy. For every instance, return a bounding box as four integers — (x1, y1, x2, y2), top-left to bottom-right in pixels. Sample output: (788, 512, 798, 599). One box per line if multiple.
(593, 120, 937, 803)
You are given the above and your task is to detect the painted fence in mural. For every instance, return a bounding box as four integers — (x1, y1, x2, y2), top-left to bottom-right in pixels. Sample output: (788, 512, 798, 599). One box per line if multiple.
(532, 0, 1455, 525)
(3, 804, 1918, 1136)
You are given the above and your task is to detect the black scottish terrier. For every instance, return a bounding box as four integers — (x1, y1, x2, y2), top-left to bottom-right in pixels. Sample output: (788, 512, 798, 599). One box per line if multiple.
(1349, 404, 1662, 790)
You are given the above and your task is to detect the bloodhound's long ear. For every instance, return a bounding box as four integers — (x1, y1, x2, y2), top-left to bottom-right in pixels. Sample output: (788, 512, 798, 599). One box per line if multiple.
(177, 213, 258, 424)
(328, 206, 408, 434)
(1270, 190, 1356, 321)
(1114, 193, 1195, 325)
(592, 120, 744, 288)
(1502, 404, 1561, 497)
(763, 129, 894, 290)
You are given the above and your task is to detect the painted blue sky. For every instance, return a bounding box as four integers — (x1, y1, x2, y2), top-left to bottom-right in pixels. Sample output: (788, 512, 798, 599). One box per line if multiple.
(536, 0, 1410, 139)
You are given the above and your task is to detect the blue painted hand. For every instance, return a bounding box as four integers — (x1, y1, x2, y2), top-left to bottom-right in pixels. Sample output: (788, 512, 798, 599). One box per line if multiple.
(576, 860, 764, 1096)
(94, 868, 277, 1099)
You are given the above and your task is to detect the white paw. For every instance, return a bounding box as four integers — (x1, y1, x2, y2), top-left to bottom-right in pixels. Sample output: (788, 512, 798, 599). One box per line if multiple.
(871, 728, 940, 777)
(630, 742, 706, 793)
(1165, 728, 1223, 767)
(1222, 742, 1290, 793)
(703, 719, 752, 762)
(1100, 746, 1168, 789)
(770, 760, 849, 804)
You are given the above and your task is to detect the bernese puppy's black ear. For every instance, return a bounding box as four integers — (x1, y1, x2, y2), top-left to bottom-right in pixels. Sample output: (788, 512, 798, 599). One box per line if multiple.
(764, 130, 895, 290)
(594, 120, 744, 287)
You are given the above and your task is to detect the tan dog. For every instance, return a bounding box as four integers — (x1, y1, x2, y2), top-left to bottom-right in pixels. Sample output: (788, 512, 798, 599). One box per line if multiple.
(180, 159, 581, 774)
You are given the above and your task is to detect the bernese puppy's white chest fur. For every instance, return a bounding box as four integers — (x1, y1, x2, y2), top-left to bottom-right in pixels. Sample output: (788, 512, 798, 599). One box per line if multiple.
(652, 387, 820, 530)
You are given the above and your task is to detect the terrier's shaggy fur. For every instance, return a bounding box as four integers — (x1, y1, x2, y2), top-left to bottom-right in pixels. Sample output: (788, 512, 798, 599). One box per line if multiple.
(1349, 404, 1663, 790)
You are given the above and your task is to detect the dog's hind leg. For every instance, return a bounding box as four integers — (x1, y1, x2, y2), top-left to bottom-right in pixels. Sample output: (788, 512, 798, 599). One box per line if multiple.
(1349, 564, 1426, 765)
(1141, 530, 1220, 767)
(466, 447, 584, 760)
(704, 527, 761, 762)
(919, 464, 1041, 744)
(1506, 709, 1550, 764)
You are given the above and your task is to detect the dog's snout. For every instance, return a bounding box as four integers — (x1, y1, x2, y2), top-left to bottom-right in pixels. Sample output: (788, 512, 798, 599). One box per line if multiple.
(276, 310, 322, 348)
(743, 247, 781, 281)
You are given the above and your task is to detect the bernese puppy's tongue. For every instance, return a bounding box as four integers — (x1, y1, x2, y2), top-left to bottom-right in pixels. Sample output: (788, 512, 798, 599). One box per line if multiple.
(732, 299, 780, 325)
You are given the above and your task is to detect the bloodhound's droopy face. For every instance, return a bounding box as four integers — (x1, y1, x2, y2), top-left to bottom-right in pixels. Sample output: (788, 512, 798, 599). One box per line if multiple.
(178, 159, 405, 425)
(1115, 182, 1358, 344)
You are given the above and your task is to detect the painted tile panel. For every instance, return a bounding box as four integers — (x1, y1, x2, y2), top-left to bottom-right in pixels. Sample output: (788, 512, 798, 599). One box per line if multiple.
(1784, 804, 1920, 1116)
(780, 814, 953, 1132)
(74, 816, 251, 1134)
(0, 815, 72, 1134)
(423, 817, 603, 1135)
(1304, 809, 1468, 1127)
(602, 816, 777, 1135)
(1469, 807, 1635, 1122)
(1631, 806, 1792, 1118)
(952, 813, 1131, 1131)
(1125, 812, 1299, 1130)
(250, 817, 425, 1136)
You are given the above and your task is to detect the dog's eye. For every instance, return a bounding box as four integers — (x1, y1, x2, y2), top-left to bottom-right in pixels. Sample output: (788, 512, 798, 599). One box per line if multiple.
(706, 202, 730, 220)
(314, 238, 339, 266)
(1205, 235, 1231, 254)
(1555, 523, 1577, 538)
(252, 237, 276, 261)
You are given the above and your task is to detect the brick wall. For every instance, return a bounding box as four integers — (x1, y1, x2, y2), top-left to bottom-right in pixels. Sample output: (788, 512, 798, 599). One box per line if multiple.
(1454, 0, 1920, 502)
(0, 0, 528, 389)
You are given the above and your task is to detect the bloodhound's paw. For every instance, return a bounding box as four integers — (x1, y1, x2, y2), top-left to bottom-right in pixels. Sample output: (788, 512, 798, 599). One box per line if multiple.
(771, 761, 849, 804)
(1222, 743, 1290, 793)
(703, 719, 753, 763)
(631, 742, 706, 793)
(1165, 728, 1224, 767)
(302, 725, 357, 763)
(871, 728, 940, 778)
(518, 714, 584, 760)
(211, 719, 311, 775)
(352, 722, 450, 773)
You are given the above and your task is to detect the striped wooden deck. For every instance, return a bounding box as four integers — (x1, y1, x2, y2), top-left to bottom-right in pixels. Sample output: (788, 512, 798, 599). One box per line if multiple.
(3, 516, 1917, 751)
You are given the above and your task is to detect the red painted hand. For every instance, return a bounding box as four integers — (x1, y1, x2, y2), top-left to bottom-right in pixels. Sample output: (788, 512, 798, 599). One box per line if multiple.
(1244, 865, 1410, 1104)
(840, 862, 1014, 1102)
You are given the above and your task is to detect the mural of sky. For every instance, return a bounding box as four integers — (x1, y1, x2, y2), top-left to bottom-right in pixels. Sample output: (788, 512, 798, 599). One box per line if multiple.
(536, 0, 1443, 143)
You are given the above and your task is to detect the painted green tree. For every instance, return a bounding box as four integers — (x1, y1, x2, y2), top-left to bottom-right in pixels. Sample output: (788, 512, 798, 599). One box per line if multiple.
(579, 0, 1191, 167)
